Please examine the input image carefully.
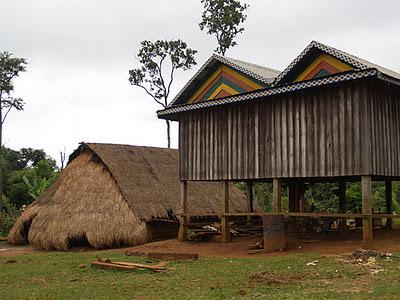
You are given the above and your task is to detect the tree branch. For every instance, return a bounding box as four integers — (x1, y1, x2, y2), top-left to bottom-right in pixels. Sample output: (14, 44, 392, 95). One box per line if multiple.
(166, 63, 176, 103)
(2, 104, 13, 124)
(136, 84, 166, 108)
(157, 56, 168, 99)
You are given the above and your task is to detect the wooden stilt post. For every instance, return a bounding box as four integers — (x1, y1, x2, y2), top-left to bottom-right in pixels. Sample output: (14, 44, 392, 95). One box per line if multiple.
(273, 178, 282, 212)
(221, 180, 230, 243)
(385, 180, 393, 230)
(177, 181, 188, 242)
(362, 176, 373, 248)
(246, 182, 254, 213)
(288, 182, 296, 212)
(338, 180, 347, 231)
(246, 182, 253, 224)
(287, 181, 296, 234)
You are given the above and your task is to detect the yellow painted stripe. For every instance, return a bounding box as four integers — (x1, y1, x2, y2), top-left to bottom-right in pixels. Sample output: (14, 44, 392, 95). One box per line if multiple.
(295, 53, 353, 82)
(208, 83, 239, 100)
(189, 65, 263, 103)
(189, 66, 223, 102)
(221, 65, 263, 90)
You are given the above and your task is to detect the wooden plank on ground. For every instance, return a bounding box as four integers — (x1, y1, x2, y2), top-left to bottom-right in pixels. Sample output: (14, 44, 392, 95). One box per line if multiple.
(147, 252, 199, 261)
(92, 260, 169, 272)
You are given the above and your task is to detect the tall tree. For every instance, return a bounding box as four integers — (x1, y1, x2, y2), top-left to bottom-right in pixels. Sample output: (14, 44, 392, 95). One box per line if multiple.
(0, 52, 27, 197)
(199, 0, 249, 56)
(129, 40, 197, 148)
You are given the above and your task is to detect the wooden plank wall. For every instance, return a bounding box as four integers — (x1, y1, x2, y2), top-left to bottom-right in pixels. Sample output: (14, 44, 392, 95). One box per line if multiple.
(179, 79, 400, 181)
(370, 80, 400, 177)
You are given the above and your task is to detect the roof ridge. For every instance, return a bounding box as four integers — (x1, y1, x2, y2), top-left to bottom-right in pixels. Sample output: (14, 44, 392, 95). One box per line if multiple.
(214, 54, 280, 73)
(83, 142, 177, 151)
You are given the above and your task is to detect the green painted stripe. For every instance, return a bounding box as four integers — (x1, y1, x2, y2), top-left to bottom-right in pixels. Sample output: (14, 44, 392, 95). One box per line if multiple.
(201, 77, 247, 100)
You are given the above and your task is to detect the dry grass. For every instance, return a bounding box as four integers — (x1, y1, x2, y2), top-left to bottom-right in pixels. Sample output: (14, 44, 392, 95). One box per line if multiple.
(8, 143, 248, 250)
(84, 143, 248, 218)
(8, 152, 149, 250)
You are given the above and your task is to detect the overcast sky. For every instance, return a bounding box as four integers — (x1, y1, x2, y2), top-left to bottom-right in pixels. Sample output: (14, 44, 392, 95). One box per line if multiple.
(1, 0, 400, 166)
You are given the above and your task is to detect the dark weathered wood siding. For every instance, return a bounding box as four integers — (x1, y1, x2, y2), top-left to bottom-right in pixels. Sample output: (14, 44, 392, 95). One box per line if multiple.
(179, 79, 400, 181)
(370, 80, 400, 177)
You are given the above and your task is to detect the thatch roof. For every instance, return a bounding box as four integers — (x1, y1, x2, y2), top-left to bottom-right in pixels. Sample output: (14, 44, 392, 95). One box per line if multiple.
(71, 143, 248, 219)
(8, 143, 248, 250)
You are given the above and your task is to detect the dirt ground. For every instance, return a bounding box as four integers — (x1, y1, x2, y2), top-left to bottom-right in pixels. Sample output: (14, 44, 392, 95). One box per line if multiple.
(1, 229, 399, 258)
(0, 242, 38, 257)
(130, 229, 400, 258)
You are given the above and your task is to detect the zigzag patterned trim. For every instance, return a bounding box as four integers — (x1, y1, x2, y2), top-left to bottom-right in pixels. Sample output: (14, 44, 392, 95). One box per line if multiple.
(158, 69, 378, 119)
(274, 41, 368, 84)
(215, 55, 273, 85)
(377, 72, 400, 87)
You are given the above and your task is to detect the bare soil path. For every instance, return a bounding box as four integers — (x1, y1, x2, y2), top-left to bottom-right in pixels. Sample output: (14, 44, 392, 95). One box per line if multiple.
(1, 229, 399, 258)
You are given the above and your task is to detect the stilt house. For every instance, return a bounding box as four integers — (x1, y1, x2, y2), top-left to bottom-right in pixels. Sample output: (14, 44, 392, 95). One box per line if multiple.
(157, 41, 400, 246)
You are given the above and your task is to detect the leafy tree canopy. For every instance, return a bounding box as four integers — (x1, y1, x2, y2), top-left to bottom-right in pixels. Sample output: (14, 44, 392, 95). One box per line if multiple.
(2, 147, 58, 208)
(199, 0, 249, 56)
(129, 39, 197, 108)
(0, 51, 27, 124)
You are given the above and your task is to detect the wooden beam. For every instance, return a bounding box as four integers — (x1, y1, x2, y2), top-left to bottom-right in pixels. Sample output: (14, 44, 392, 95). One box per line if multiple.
(361, 176, 373, 247)
(221, 181, 230, 243)
(246, 182, 254, 213)
(385, 180, 393, 230)
(273, 178, 282, 212)
(177, 181, 188, 242)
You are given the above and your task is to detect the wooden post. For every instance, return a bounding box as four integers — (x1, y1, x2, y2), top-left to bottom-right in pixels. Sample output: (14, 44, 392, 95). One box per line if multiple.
(273, 178, 282, 212)
(221, 181, 230, 243)
(338, 180, 347, 231)
(288, 182, 296, 212)
(362, 176, 373, 248)
(246, 182, 254, 212)
(246, 182, 253, 224)
(385, 180, 393, 230)
(177, 181, 188, 242)
(287, 181, 296, 234)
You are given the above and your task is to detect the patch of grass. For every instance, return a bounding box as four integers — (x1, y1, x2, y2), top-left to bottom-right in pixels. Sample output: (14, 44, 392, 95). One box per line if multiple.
(1, 250, 400, 299)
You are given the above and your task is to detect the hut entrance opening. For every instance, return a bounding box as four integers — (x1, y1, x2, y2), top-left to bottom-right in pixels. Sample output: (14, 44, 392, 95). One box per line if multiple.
(67, 234, 91, 249)
(21, 218, 33, 244)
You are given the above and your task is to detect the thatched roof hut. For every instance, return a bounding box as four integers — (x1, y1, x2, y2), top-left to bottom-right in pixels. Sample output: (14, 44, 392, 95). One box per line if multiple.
(8, 143, 248, 250)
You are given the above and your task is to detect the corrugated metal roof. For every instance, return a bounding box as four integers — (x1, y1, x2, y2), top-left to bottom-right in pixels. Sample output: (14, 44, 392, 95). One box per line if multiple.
(218, 55, 281, 83)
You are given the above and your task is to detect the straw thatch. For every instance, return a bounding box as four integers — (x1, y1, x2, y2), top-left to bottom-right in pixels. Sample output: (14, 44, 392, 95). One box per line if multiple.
(8, 143, 248, 250)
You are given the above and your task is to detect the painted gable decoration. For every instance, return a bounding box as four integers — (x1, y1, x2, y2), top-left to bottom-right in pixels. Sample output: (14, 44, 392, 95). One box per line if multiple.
(166, 40, 400, 110)
(274, 40, 400, 85)
(189, 65, 264, 104)
(169, 54, 280, 106)
(294, 53, 353, 82)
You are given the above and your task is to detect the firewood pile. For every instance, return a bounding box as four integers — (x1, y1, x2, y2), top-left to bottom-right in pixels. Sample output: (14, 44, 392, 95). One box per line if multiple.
(187, 221, 263, 241)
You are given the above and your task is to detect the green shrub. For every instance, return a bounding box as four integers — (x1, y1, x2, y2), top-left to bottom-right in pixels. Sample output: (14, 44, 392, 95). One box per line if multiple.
(0, 196, 20, 237)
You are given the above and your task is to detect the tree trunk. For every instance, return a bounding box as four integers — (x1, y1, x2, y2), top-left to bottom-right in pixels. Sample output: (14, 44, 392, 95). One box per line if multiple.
(166, 120, 171, 148)
(0, 94, 3, 204)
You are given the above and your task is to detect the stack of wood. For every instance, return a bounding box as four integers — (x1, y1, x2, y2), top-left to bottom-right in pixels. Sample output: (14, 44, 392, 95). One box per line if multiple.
(91, 257, 172, 272)
(187, 221, 262, 241)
